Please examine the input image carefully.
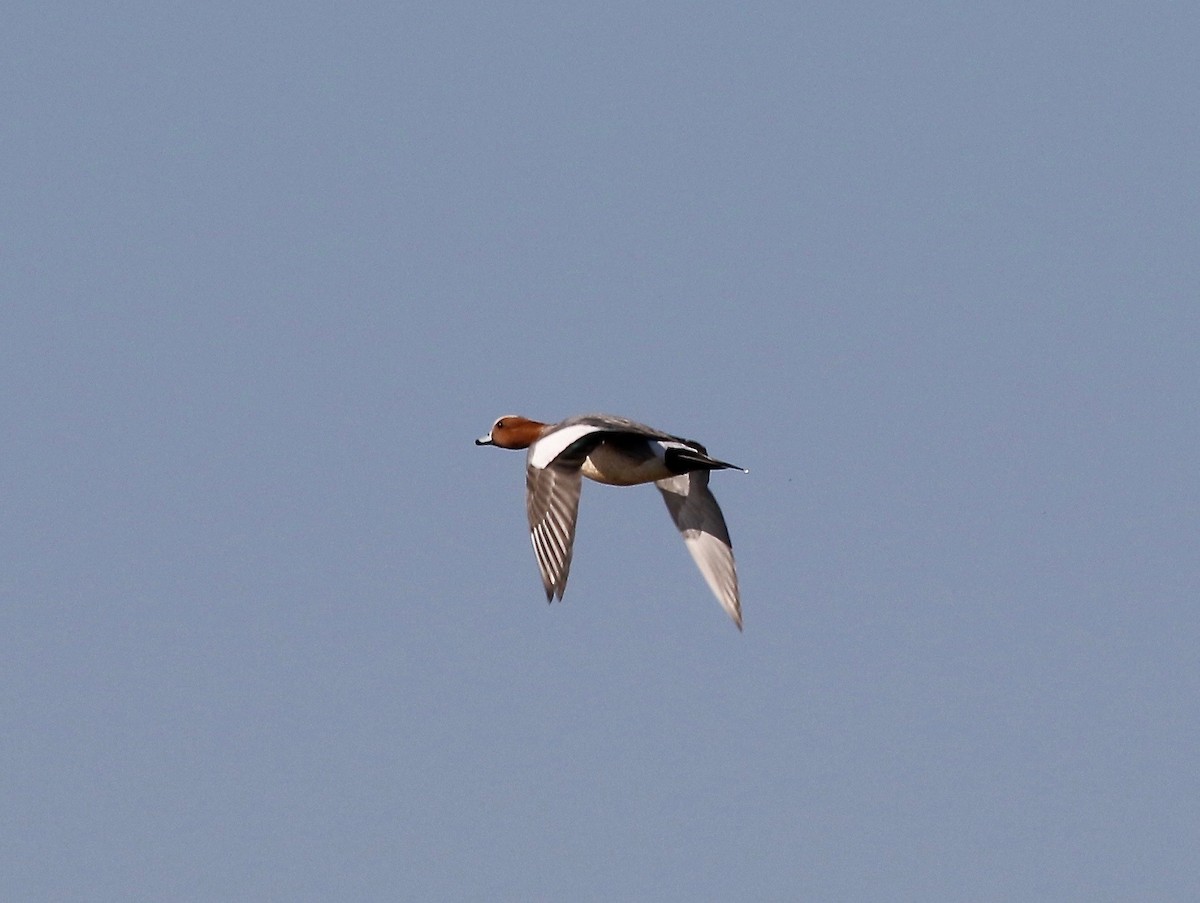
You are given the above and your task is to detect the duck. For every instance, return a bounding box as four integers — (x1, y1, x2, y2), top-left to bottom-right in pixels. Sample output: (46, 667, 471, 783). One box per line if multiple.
(476, 413, 746, 629)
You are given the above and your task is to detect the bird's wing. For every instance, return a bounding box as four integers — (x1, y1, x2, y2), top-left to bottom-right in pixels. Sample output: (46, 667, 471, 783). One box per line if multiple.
(526, 459, 585, 601)
(656, 471, 742, 629)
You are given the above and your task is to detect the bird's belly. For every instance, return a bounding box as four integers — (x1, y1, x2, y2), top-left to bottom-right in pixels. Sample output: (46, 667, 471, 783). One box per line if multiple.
(581, 444, 672, 486)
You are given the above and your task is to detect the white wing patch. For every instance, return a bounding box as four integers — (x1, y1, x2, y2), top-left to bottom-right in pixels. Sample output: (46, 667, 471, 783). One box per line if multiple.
(527, 423, 603, 470)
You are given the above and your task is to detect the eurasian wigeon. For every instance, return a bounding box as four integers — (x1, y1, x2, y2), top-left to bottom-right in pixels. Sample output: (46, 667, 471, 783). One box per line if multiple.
(476, 413, 746, 629)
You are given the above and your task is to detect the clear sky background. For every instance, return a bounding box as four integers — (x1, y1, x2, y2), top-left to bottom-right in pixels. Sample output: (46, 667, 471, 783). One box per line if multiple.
(3, 3, 1198, 900)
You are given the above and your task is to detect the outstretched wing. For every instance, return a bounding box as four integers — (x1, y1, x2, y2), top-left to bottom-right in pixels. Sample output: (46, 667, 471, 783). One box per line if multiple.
(526, 460, 584, 601)
(656, 471, 742, 629)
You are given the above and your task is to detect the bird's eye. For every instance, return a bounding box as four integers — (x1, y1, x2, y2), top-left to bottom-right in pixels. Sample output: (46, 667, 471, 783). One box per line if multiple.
(495, 419, 506, 429)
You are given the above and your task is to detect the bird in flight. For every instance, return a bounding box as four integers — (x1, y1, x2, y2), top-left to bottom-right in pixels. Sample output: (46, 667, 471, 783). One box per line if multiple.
(476, 413, 746, 629)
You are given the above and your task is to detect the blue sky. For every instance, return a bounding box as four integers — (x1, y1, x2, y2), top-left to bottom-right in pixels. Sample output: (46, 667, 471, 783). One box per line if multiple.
(3, 3, 1198, 900)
